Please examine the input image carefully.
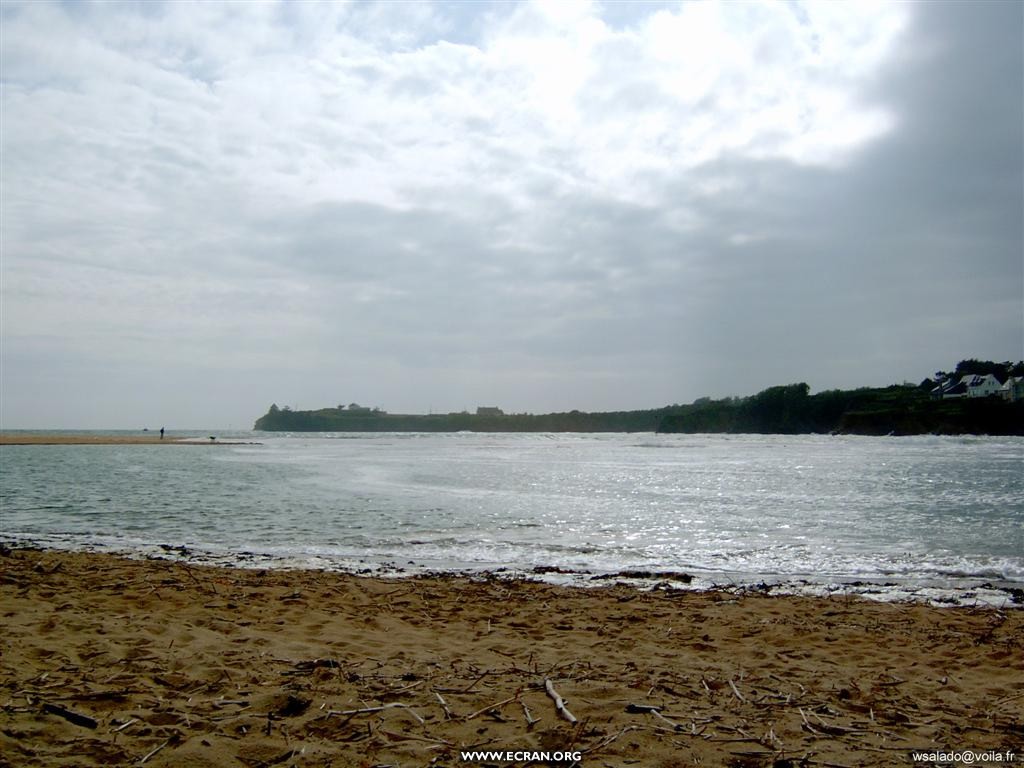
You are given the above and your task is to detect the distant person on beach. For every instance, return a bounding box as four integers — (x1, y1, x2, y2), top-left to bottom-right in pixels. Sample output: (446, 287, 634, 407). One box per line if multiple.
(160, 427, 164, 440)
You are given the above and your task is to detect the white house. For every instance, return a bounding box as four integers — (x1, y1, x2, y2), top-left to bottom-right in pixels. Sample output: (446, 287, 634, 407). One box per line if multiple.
(963, 374, 1002, 398)
(1000, 376, 1024, 402)
(935, 373, 1004, 399)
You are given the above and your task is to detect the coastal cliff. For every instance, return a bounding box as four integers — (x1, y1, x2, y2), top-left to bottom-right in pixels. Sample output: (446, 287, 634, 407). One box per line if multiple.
(253, 404, 673, 433)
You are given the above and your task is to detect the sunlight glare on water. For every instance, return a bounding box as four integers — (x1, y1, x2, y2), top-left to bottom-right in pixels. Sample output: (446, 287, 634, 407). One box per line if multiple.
(1, 433, 1021, 585)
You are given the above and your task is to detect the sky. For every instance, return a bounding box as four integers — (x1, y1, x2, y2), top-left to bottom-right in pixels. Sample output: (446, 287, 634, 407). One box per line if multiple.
(1, 0, 1022, 430)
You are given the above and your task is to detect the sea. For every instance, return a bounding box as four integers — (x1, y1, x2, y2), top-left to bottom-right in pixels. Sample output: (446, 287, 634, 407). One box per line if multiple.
(1, 431, 1022, 606)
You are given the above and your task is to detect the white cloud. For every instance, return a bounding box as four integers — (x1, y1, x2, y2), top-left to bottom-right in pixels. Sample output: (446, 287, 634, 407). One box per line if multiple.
(2, 0, 909, 222)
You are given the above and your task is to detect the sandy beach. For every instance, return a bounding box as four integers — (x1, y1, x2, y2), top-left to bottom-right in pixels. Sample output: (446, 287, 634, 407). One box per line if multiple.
(0, 549, 1020, 767)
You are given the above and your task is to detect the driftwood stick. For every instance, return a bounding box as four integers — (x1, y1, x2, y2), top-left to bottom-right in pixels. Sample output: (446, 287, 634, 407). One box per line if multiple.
(379, 728, 453, 746)
(729, 679, 747, 704)
(138, 738, 171, 764)
(993, 691, 1024, 707)
(625, 703, 661, 713)
(582, 725, 639, 754)
(521, 700, 539, 727)
(465, 694, 520, 721)
(388, 679, 424, 695)
(798, 707, 822, 736)
(433, 690, 454, 719)
(651, 709, 685, 731)
(112, 718, 138, 733)
(625, 703, 685, 731)
(180, 562, 218, 595)
(544, 678, 577, 724)
(328, 703, 425, 724)
(459, 669, 493, 693)
(42, 702, 98, 729)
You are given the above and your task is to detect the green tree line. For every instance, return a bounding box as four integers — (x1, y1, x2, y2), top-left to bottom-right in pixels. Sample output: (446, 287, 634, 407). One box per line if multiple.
(254, 359, 1024, 435)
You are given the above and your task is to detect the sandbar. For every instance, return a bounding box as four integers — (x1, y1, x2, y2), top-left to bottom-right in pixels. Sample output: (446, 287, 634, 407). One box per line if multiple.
(0, 434, 254, 446)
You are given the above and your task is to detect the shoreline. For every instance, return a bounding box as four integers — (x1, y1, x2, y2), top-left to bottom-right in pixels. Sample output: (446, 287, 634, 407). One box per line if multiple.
(1, 548, 1021, 767)
(3, 540, 1022, 609)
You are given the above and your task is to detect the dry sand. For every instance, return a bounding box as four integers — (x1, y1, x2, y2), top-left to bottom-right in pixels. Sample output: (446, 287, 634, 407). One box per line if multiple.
(0, 549, 1021, 768)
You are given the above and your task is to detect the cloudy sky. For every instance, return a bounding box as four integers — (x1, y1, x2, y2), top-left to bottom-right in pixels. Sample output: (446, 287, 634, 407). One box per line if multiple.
(2, 0, 1021, 429)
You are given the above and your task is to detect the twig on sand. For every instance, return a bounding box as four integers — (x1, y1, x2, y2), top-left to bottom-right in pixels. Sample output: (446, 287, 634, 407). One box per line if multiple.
(799, 707, 823, 736)
(387, 679, 424, 695)
(179, 562, 218, 595)
(138, 738, 171, 764)
(993, 691, 1024, 707)
(328, 703, 425, 725)
(458, 669, 493, 693)
(465, 694, 520, 721)
(379, 728, 453, 746)
(627, 703, 687, 732)
(656, 712, 687, 732)
(433, 690, 454, 719)
(112, 718, 138, 733)
(521, 700, 539, 727)
(729, 679, 747, 704)
(544, 678, 577, 723)
(582, 725, 640, 754)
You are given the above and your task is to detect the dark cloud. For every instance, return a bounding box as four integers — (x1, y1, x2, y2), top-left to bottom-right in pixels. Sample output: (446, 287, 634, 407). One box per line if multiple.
(638, 1, 1023, 393)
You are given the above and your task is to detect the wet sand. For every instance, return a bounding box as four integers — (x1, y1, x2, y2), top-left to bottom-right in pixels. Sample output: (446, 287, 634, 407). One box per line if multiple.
(0, 549, 1021, 767)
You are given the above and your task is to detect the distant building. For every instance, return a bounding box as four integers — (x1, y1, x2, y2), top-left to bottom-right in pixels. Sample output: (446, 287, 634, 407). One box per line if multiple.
(476, 406, 504, 416)
(931, 378, 966, 399)
(963, 374, 1002, 398)
(932, 374, 1002, 400)
(1000, 376, 1024, 402)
